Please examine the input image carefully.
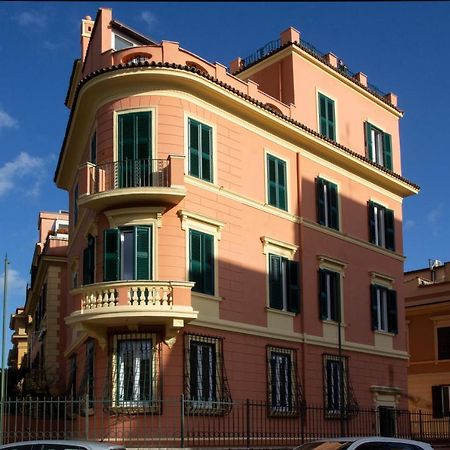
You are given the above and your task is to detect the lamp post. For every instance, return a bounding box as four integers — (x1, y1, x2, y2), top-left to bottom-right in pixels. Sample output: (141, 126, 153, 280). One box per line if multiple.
(0, 255, 9, 445)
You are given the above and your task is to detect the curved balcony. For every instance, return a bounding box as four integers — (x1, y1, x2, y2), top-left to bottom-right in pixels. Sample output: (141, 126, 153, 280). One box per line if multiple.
(78, 155, 186, 212)
(66, 280, 197, 346)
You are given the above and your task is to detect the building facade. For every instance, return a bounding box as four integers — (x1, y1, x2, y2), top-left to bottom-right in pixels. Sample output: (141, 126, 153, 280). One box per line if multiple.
(405, 261, 450, 419)
(15, 6, 419, 437)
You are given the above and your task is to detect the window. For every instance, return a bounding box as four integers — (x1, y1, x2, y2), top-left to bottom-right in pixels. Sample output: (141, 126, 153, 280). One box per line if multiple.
(113, 334, 157, 407)
(189, 229, 214, 295)
(437, 327, 450, 360)
(268, 254, 300, 313)
(324, 354, 347, 417)
(368, 201, 395, 251)
(118, 111, 152, 188)
(267, 154, 287, 211)
(370, 285, 398, 334)
(432, 385, 450, 418)
(267, 346, 298, 415)
(113, 33, 137, 51)
(318, 269, 341, 322)
(316, 177, 339, 230)
(104, 226, 152, 282)
(90, 131, 97, 165)
(184, 334, 230, 412)
(83, 235, 95, 285)
(365, 122, 392, 170)
(318, 93, 336, 140)
(188, 118, 213, 182)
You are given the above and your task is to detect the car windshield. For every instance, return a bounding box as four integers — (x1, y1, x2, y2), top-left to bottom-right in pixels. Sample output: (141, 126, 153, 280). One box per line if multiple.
(297, 441, 353, 450)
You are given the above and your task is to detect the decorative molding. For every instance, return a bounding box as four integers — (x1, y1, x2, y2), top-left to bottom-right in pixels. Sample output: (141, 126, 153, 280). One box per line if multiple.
(177, 209, 225, 239)
(261, 236, 298, 257)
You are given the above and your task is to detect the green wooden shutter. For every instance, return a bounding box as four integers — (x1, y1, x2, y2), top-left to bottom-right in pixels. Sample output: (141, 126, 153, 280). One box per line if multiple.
(383, 132, 392, 170)
(104, 229, 120, 281)
(277, 159, 287, 210)
(316, 177, 326, 225)
(368, 201, 376, 244)
(118, 114, 135, 187)
(136, 226, 151, 280)
(319, 94, 335, 140)
(83, 247, 90, 285)
(202, 232, 214, 295)
(331, 272, 341, 322)
(267, 155, 277, 207)
(136, 112, 151, 186)
(370, 285, 378, 330)
(319, 269, 328, 320)
(287, 260, 300, 314)
(91, 132, 97, 165)
(188, 119, 200, 178)
(329, 181, 339, 230)
(319, 94, 328, 136)
(201, 124, 212, 182)
(432, 386, 444, 418)
(365, 122, 373, 161)
(387, 289, 398, 334)
(327, 98, 336, 140)
(269, 254, 283, 309)
(385, 208, 395, 251)
(189, 230, 202, 292)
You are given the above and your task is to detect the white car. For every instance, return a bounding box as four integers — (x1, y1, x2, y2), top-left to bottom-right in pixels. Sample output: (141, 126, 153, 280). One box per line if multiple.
(0, 441, 126, 450)
(294, 437, 434, 450)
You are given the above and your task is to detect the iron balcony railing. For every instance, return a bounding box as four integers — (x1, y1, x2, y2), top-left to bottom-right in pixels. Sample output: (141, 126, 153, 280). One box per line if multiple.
(242, 38, 281, 68)
(88, 158, 170, 195)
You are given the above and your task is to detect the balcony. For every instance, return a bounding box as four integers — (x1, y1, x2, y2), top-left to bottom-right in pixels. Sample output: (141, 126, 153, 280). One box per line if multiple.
(66, 280, 197, 346)
(78, 155, 186, 212)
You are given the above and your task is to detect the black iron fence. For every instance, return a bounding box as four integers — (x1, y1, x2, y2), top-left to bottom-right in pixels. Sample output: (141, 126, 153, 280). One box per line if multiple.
(2, 397, 450, 447)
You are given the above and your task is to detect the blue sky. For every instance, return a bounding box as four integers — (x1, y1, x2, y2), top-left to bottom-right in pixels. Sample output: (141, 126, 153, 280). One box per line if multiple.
(0, 1, 448, 338)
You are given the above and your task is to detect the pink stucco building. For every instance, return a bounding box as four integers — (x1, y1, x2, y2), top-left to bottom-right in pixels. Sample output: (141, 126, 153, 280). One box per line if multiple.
(15, 6, 420, 441)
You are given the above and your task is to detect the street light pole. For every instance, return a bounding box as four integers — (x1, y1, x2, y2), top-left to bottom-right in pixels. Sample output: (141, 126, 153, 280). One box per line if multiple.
(0, 255, 9, 445)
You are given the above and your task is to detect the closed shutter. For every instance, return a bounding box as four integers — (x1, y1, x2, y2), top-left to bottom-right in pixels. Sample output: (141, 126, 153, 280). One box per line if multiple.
(432, 386, 444, 418)
(329, 182, 339, 230)
(368, 201, 376, 244)
(385, 208, 395, 251)
(383, 132, 392, 170)
(188, 119, 200, 178)
(201, 124, 212, 182)
(136, 113, 151, 186)
(269, 254, 283, 309)
(189, 230, 202, 292)
(277, 159, 287, 211)
(319, 94, 328, 136)
(316, 177, 326, 225)
(365, 122, 373, 160)
(267, 155, 277, 207)
(118, 114, 135, 188)
(287, 260, 300, 314)
(202, 233, 214, 295)
(387, 289, 398, 334)
(327, 98, 335, 140)
(370, 285, 378, 330)
(319, 269, 329, 320)
(136, 226, 151, 280)
(104, 229, 120, 281)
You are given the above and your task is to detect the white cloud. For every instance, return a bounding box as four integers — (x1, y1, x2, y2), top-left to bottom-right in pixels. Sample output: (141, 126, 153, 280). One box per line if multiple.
(0, 152, 44, 197)
(15, 11, 47, 29)
(404, 219, 415, 231)
(43, 40, 61, 51)
(0, 267, 27, 299)
(139, 11, 158, 30)
(0, 109, 18, 130)
(426, 203, 443, 225)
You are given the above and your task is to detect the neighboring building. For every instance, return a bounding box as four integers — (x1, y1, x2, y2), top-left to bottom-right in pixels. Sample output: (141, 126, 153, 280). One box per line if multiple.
(17, 211, 69, 396)
(405, 261, 450, 418)
(8, 308, 28, 372)
(14, 6, 419, 437)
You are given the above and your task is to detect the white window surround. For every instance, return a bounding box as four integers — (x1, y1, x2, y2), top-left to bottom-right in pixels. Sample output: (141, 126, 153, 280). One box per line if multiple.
(264, 148, 290, 212)
(317, 255, 347, 275)
(184, 112, 217, 184)
(261, 236, 298, 259)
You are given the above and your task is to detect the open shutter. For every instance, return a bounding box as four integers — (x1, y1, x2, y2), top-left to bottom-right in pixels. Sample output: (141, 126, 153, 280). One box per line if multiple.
(319, 269, 328, 320)
(319, 94, 328, 136)
(387, 289, 398, 334)
(269, 254, 283, 309)
(189, 119, 200, 178)
(83, 247, 90, 285)
(332, 272, 341, 322)
(383, 132, 392, 170)
(316, 178, 326, 225)
(104, 229, 120, 282)
(202, 233, 214, 295)
(365, 122, 373, 160)
(287, 260, 300, 314)
(432, 386, 444, 418)
(385, 208, 395, 251)
(370, 285, 378, 330)
(329, 182, 339, 230)
(189, 230, 202, 292)
(368, 201, 376, 244)
(201, 124, 212, 182)
(136, 226, 151, 280)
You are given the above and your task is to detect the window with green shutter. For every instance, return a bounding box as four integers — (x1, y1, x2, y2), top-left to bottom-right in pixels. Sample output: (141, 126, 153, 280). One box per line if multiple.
(370, 284, 397, 333)
(188, 118, 213, 182)
(318, 269, 341, 322)
(267, 154, 287, 211)
(268, 254, 300, 313)
(368, 201, 395, 251)
(318, 93, 336, 140)
(189, 229, 215, 295)
(364, 122, 392, 170)
(83, 235, 96, 285)
(316, 177, 339, 230)
(103, 226, 152, 282)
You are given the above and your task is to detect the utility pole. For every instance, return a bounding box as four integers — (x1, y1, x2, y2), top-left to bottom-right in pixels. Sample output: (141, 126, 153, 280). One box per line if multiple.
(0, 255, 9, 445)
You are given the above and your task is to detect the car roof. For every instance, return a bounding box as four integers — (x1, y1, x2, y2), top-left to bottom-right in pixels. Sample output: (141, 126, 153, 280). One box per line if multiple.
(0, 441, 126, 450)
(297, 437, 433, 448)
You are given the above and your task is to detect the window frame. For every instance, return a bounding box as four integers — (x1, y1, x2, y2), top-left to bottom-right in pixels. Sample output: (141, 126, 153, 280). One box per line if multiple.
(370, 284, 398, 334)
(368, 201, 395, 251)
(365, 121, 393, 170)
(318, 268, 341, 322)
(323, 354, 348, 418)
(265, 152, 288, 211)
(316, 177, 340, 230)
(318, 92, 336, 141)
(437, 326, 450, 360)
(432, 385, 450, 418)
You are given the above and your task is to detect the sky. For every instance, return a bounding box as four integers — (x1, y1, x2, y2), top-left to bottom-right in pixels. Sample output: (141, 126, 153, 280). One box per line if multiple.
(0, 1, 448, 351)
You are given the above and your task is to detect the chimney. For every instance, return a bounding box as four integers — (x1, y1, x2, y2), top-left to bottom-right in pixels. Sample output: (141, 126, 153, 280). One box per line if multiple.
(81, 15, 94, 62)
